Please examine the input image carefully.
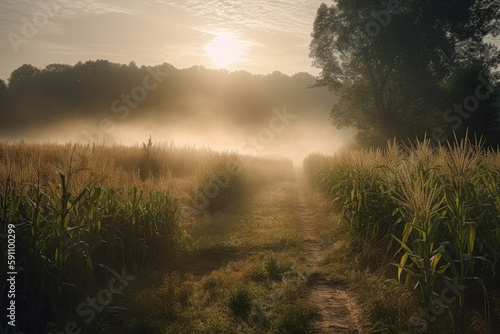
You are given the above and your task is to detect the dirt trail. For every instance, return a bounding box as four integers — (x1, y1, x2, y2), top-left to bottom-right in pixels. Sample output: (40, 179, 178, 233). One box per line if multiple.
(297, 190, 367, 334)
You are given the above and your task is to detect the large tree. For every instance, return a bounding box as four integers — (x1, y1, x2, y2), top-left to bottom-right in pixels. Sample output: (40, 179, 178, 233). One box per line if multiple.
(310, 0, 500, 146)
(8, 64, 41, 92)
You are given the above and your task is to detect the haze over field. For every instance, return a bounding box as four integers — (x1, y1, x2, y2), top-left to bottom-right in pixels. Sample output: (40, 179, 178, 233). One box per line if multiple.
(2, 1, 500, 334)
(1, 0, 499, 155)
(7, 109, 352, 166)
(0, 61, 353, 164)
(0, 0, 356, 162)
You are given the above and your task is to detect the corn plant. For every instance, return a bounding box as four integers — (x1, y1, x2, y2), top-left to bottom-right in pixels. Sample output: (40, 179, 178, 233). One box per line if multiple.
(391, 162, 449, 313)
(303, 136, 500, 332)
(1, 166, 182, 333)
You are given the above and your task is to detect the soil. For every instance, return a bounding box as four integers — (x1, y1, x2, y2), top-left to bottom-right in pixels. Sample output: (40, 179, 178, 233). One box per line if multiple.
(298, 190, 367, 333)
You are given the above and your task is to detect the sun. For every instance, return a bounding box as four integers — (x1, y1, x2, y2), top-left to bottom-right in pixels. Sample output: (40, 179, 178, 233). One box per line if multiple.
(205, 32, 245, 68)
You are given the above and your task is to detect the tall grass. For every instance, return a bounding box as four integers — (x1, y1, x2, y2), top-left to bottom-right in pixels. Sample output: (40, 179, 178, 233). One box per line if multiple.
(195, 152, 247, 212)
(0, 140, 240, 332)
(304, 137, 500, 333)
(0, 140, 299, 332)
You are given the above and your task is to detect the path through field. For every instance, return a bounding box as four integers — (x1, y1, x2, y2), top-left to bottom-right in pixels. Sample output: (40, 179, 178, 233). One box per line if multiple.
(126, 179, 369, 333)
(298, 190, 366, 333)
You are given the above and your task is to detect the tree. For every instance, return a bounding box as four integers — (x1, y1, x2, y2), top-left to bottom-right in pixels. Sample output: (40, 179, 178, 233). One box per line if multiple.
(310, 0, 500, 146)
(8, 64, 41, 91)
(0, 60, 337, 137)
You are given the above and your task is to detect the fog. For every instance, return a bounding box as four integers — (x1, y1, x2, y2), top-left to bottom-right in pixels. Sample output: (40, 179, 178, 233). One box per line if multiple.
(0, 61, 354, 164)
(3, 108, 353, 166)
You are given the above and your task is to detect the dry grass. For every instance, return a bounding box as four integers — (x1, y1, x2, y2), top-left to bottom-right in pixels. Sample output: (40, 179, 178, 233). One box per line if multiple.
(119, 181, 311, 334)
(0, 139, 300, 333)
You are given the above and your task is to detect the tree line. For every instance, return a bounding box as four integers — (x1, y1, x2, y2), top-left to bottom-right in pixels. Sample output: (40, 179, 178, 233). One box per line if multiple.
(0, 60, 335, 136)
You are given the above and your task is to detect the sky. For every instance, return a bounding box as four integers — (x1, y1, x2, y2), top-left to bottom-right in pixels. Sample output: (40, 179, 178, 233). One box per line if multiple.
(0, 0, 326, 81)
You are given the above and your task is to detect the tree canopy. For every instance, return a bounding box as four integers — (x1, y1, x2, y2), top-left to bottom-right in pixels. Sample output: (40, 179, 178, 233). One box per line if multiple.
(0, 60, 335, 135)
(310, 0, 500, 146)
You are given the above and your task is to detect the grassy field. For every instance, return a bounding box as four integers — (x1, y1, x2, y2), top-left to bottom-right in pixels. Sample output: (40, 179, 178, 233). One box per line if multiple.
(0, 140, 316, 333)
(2, 138, 500, 333)
(304, 137, 500, 333)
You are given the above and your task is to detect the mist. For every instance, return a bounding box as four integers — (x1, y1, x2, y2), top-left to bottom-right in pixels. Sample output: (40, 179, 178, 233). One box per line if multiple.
(3, 108, 352, 166)
(0, 61, 353, 165)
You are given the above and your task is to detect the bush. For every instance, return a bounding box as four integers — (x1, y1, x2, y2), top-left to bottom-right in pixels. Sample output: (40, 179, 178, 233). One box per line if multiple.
(196, 153, 246, 212)
(227, 283, 253, 317)
(272, 304, 315, 334)
(265, 256, 293, 281)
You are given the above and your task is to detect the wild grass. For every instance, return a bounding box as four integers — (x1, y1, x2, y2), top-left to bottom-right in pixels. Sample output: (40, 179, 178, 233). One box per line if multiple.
(119, 180, 311, 334)
(0, 139, 298, 333)
(195, 152, 246, 212)
(304, 136, 500, 333)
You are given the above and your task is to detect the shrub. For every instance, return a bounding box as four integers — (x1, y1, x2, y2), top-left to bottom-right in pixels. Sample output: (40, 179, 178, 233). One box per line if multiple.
(227, 283, 253, 317)
(195, 153, 246, 212)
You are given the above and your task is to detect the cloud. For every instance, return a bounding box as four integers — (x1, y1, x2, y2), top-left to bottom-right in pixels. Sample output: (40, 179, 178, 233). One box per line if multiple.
(166, 0, 322, 37)
(0, 0, 130, 38)
(0, 0, 324, 80)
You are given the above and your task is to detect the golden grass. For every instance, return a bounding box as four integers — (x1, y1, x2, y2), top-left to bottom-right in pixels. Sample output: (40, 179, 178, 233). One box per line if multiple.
(0, 139, 298, 333)
(121, 180, 311, 334)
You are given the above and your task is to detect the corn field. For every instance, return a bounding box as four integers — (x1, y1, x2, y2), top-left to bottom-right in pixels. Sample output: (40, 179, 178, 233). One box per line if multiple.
(304, 137, 500, 333)
(0, 141, 248, 333)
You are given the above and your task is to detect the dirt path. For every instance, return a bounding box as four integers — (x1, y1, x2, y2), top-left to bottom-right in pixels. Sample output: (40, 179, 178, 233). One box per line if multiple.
(297, 190, 366, 334)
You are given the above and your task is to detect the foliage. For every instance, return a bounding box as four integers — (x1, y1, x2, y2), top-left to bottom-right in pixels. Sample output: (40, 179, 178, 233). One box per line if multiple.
(271, 304, 316, 334)
(310, 0, 500, 146)
(0, 60, 334, 136)
(264, 256, 293, 281)
(195, 152, 247, 212)
(0, 140, 302, 333)
(0, 141, 232, 333)
(304, 137, 500, 332)
(227, 283, 253, 317)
